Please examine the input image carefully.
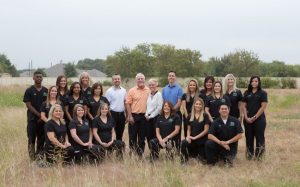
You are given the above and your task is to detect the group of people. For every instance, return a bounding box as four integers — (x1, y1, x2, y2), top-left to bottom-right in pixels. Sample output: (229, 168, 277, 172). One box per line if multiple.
(23, 70, 267, 166)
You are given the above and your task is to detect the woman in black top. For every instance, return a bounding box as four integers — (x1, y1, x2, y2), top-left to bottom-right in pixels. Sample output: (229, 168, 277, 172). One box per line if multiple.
(92, 103, 125, 160)
(181, 79, 199, 138)
(41, 86, 61, 123)
(242, 76, 268, 160)
(149, 101, 181, 161)
(56, 75, 69, 104)
(223, 74, 243, 122)
(79, 72, 92, 100)
(199, 76, 215, 102)
(205, 81, 231, 122)
(64, 82, 86, 123)
(44, 104, 74, 164)
(181, 98, 209, 164)
(69, 104, 101, 163)
(86, 82, 109, 121)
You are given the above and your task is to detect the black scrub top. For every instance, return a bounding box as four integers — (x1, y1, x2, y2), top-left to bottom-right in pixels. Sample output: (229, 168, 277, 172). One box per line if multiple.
(40, 102, 63, 119)
(205, 95, 231, 120)
(225, 89, 243, 118)
(69, 119, 91, 150)
(92, 117, 115, 143)
(23, 85, 48, 121)
(86, 96, 110, 118)
(209, 116, 243, 147)
(44, 119, 67, 149)
(58, 90, 69, 107)
(188, 113, 210, 143)
(199, 89, 211, 104)
(65, 95, 86, 120)
(242, 90, 268, 120)
(156, 114, 181, 139)
(181, 93, 195, 114)
(82, 87, 92, 101)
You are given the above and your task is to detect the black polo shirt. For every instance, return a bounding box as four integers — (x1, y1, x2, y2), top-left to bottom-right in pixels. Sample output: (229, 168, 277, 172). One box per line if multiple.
(44, 119, 67, 149)
(181, 93, 195, 114)
(199, 89, 210, 103)
(188, 113, 210, 143)
(82, 87, 92, 101)
(225, 89, 243, 118)
(242, 90, 268, 119)
(23, 85, 48, 121)
(205, 95, 231, 120)
(209, 116, 243, 147)
(58, 91, 69, 107)
(40, 102, 63, 119)
(65, 95, 86, 118)
(86, 96, 110, 118)
(92, 117, 115, 143)
(156, 114, 181, 139)
(69, 119, 90, 150)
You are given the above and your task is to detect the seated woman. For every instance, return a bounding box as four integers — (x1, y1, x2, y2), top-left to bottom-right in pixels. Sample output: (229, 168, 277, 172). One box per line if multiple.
(149, 101, 181, 161)
(44, 104, 74, 164)
(181, 98, 209, 164)
(92, 103, 125, 160)
(69, 104, 100, 163)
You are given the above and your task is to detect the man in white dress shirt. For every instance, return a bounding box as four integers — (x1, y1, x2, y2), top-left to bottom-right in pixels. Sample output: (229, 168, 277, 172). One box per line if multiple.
(105, 74, 127, 140)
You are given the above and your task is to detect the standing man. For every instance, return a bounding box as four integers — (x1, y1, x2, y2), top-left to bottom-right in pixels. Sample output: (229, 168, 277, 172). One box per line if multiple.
(105, 74, 127, 141)
(205, 104, 243, 166)
(23, 71, 48, 160)
(126, 73, 150, 157)
(162, 71, 183, 150)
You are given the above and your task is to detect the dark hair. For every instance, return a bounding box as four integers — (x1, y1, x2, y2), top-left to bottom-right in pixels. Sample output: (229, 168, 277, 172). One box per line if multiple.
(168, 70, 176, 75)
(212, 80, 223, 99)
(69, 82, 82, 96)
(33, 71, 43, 76)
(96, 102, 111, 117)
(56, 75, 68, 93)
(160, 101, 176, 116)
(218, 103, 230, 110)
(247, 76, 262, 92)
(204, 76, 215, 91)
(91, 82, 103, 96)
(72, 104, 86, 122)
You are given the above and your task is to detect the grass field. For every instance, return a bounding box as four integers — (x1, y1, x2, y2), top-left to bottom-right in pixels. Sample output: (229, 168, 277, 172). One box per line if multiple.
(0, 86, 300, 187)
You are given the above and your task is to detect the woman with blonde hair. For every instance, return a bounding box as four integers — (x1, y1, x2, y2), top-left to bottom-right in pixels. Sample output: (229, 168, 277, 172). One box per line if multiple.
(44, 104, 74, 164)
(181, 79, 199, 138)
(223, 74, 243, 122)
(181, 98, 209, 164)
(41, 86, 61, 123)
(79, 72, 92, 100)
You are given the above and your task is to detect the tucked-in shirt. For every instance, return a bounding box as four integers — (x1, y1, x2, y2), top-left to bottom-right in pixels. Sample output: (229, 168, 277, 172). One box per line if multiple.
(162, 83, 183, 106)
(126, 86, 150, 114)
(105, 86, 127, 112)
(156, 114, 181, 139)
(145, 91, 163, 119)
(242, 90, 268, 119)
(92, 117, 115, 143)
(225, 89, 243, 118)
(23, 85, 48, 121)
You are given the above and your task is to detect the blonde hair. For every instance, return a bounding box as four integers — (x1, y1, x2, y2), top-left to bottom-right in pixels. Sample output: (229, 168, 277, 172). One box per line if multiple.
(223, 74, 237, 94)
(48, 104, 65, 125)
(46, 86, 61, 108)
(72, 104, 85, 121)
(189, 98, 205, 122)
(148, 78, 158, 86)
(185, 79, 199, 102)
(96, 102, 111, 117)
(211, 81, 223, 99)
(79, 72, 92, 86)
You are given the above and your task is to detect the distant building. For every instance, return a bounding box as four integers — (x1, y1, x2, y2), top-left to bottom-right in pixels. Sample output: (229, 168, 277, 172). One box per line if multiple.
(0, 73, 12, 77)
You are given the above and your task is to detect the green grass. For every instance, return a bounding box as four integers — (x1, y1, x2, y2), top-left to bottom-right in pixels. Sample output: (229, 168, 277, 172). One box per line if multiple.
(0, 87, 24, 107)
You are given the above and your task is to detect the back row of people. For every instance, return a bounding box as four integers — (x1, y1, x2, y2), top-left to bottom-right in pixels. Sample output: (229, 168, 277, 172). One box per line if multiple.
(23, 71, 267, 165)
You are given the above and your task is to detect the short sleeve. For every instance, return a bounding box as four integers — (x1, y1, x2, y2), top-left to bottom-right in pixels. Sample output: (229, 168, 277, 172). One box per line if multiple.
(101, 96, 110, 106)
(181, 93, 187, 101)
(178, 87, 183, 99)
(237, 90, 243, 102)
(242, 91, 248, 102)
(155, 116, 162, 129)
(224, 95, 231, 107)
(261, 90, 268, 103)
(125, 89, 133, 104)
(235, 120, 243, 134)
(40, 102, 47, 113)
(205, 96, 212, 107)
(203, 113, 210, 125)
(92, 118, 99, 129)
(208, 121, 217, 135)
(23, 88, 31, 103)
(174, 114, 181, 126)
(69, 120, 76, 130)
(45, 121, 54, 133)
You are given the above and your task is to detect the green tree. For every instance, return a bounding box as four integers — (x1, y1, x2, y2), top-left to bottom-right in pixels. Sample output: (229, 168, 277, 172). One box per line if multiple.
(64, 63, 77, 77)
(0, 54, 19, 76)
(76, 58, 105, 71)
(36, 68, 47, 77)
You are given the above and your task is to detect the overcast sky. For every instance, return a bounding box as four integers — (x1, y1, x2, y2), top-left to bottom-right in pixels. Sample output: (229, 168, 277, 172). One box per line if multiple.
(0, 0, 299, 70)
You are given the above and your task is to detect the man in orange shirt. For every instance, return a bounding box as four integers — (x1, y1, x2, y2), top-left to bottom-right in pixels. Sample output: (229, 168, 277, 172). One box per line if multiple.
(126, 73, 150, 157)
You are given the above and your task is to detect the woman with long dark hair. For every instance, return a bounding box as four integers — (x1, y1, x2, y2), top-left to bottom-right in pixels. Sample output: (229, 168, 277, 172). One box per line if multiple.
(199, 76, 215, 102)
(242, 76, 268, 160)
(56, 75, 68, 104)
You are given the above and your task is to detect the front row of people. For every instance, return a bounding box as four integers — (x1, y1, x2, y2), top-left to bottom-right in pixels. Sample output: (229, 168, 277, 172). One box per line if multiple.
(45, 97, 242, 166)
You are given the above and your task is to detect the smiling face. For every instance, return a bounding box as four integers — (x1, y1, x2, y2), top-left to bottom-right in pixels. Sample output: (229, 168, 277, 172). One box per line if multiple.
(227, 77, 235, 87)
(52, 106, 63, 120)
(163, 102, 171, 114)
(112, 75, 121, 87)
(251, 78, 259, 89)
(148, 81, 157, 92)
(219, 105, 229, 118)
(213, 82, 222, 94)
(33, 73, 43, 85)
(205, 79, 213, 90)
(49, 86, 58, 99)
(73, 83, 81, 94)
(168, 72, 176, 85)
(81, 75, 89, 86)
(194, 100, 203, 112)
(100, 104, 109, 116)
(136, 74, 145, 88)
(76, 106, 85, 118)
(59, 77, 67, 88)
(188, 80, 197, 93)
(94, 86, 102, 96)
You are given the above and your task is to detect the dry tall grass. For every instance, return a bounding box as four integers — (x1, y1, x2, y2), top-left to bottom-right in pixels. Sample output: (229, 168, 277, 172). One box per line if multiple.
(0, 88, 299, 187)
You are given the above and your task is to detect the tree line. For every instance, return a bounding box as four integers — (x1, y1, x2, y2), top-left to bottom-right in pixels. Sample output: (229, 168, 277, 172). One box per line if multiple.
(1, 43, 300, 77)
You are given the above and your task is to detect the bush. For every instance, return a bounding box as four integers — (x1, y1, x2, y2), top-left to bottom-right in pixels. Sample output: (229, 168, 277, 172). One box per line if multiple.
(281, 78, 296, 89)
(158, 77, 169, 87)
(102, 80, 111, 86)
(261, 77, 281, 88)
(236, 77, 249, 88)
